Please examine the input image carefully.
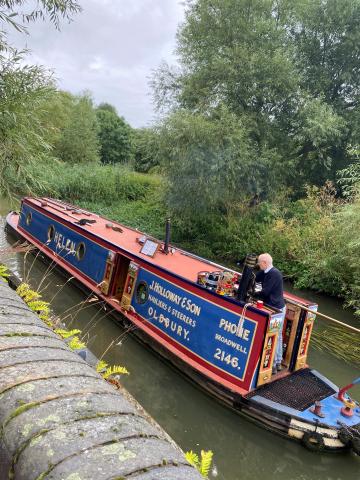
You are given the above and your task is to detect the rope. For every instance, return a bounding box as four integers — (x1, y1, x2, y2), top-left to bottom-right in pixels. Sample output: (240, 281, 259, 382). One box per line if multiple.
(236, 302, 252, 337)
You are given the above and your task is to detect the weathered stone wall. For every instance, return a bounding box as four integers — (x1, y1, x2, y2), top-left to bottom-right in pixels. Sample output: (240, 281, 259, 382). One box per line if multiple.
(0, 278, 203, 480)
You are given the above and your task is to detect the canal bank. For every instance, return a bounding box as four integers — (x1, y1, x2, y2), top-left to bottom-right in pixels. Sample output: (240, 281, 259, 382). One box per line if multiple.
(1, 198, 360, 480)
(0, 277, 203, 480)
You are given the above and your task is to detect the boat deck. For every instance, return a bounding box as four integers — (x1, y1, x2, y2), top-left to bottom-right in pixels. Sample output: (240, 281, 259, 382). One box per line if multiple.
(246, 368, 336, 411)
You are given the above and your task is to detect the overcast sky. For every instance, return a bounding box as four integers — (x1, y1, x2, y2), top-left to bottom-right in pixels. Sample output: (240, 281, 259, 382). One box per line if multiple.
(7, 1, 185, 127)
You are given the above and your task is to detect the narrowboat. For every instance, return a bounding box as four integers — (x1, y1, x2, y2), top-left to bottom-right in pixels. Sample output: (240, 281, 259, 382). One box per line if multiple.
(5, 197, 360, 455)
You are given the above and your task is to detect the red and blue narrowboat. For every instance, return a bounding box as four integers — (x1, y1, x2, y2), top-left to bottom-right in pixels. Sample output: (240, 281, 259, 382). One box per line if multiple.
(5, 197, 360, 454)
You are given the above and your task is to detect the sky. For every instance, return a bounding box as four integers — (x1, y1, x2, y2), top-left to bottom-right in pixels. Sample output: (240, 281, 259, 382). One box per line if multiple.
(7, 0, 185, 128)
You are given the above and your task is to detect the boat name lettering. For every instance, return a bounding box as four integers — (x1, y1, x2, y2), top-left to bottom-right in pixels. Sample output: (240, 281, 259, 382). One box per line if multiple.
(218, 318, 250, 341)
(148, 307, 190, 341)
(214, 333, 248, 355)
(53, 231, 76, 255)
(149, 281, 201, 316)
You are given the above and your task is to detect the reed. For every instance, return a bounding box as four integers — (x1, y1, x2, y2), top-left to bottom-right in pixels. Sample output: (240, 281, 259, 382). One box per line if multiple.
(312, 325, 360, 367)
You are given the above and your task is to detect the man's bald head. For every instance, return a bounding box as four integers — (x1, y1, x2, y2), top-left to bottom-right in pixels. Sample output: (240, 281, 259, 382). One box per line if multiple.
(258, 253, 273, 271)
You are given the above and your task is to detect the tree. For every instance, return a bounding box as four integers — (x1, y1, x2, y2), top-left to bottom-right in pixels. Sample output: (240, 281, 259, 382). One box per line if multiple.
(96, 104, 133, 164)
(0, 1, 81, 53)
(0, 0, 81, 197)
(55, 93, 100, 164)
(133, 127, 160, 173)
(152, 0, 360, 195)
(284, 0, 360, 185)
(157, 107, 280, 225)
(0, 58, 57, 196)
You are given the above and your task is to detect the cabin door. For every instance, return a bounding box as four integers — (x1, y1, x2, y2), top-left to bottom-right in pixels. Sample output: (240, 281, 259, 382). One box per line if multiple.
(112, 255, 131, 300)
(282, 303, 317, 371)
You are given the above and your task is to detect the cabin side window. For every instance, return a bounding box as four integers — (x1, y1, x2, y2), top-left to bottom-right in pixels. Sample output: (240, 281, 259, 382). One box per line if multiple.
(26, 212, 32, 225)
(47, 225, 55, 242)
(76, 242, 86, 261)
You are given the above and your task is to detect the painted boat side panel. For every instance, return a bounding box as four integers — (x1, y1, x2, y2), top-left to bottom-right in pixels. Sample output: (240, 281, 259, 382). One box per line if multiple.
(131, 267, 268, 390)
(19, 204, 109, 285)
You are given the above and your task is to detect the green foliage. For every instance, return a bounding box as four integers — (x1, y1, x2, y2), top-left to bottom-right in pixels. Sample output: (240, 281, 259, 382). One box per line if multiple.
(54, 328, 82, 339)
(68, 336, 86, 350)
(155, 0, 298, 115)
(102, 365, 129, 379)
(42, 163, 161, 203)
(332, 194, 360, 314)
(185, 450, 213, 478)
(55, 93, 100, 164)
(133, 127, 160, 173)
(157, 107, 280, 227)
(96, 360, 129, 380)
(0, 57, 57, 197)
(0, 264, 9, 282)
(337, 146, 360, 198)
(16, 283, 51, 323)
(16, 283, 41, 302)
(153, 0, 360, 194)
(54, 328, 86, 350)
(290, 96, 346, 186)
(96, 360, 108, 373)
(0, 0, 81, 52)
(96, 104, 133, 164)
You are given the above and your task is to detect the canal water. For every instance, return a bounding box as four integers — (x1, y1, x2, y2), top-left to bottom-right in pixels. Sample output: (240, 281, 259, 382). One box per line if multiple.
(0, 198, 359, 480)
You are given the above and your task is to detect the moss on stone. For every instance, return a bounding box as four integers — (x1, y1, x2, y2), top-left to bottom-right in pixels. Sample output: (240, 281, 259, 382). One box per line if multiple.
(5, 401, 40, 426)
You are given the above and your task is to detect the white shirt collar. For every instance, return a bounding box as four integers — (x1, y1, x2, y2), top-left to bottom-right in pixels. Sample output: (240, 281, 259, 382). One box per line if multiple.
(264, 266, 273, 274)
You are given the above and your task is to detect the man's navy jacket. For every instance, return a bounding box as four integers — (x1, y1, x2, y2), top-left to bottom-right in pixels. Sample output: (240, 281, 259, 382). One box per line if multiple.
(255, 267, 285, 309)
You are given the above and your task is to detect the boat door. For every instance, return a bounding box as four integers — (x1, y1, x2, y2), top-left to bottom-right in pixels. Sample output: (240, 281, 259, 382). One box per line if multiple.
(111, 254, 131, 301)
(111, 255, 139, 310)
(283, 302, 318, 371)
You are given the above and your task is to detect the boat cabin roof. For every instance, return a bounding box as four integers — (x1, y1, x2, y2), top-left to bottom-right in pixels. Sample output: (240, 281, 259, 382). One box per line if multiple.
(23, 197, 313, 307)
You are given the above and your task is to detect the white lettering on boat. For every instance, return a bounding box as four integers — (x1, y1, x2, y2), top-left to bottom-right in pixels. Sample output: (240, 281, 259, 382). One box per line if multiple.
(214, 333, 248, 355)
(218, 318, 250, 341)
(53, 231, 76, 255)
(148, 306, 191, 341)
(149, 280, 201, 316)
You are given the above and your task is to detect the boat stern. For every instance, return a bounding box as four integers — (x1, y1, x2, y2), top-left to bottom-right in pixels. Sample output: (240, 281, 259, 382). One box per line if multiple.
(244, 368, 360, 454)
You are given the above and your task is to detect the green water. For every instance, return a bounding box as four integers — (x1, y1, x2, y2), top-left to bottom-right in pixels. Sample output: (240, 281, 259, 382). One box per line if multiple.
(1, 197, 359, 480)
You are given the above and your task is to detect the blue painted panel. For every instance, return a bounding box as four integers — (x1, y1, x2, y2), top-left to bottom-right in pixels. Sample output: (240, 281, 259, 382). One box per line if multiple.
(19, 204, 108, 284)
(131, 268, 260, 380)
(300, 393, 360, 427)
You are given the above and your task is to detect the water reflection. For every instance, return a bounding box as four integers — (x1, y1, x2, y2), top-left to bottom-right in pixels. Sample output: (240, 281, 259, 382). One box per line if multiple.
(0, 198, 360, 480)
